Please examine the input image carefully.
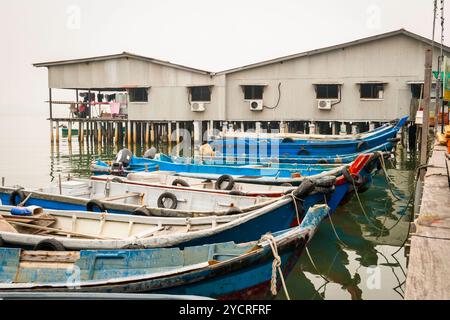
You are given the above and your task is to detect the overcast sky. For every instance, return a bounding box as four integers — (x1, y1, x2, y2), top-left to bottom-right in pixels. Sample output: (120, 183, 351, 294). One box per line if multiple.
(0, 0, 448, 116)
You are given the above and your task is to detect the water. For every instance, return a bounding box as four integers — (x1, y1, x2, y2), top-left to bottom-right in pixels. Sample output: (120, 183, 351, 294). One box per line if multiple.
(0, 114, 415, 300)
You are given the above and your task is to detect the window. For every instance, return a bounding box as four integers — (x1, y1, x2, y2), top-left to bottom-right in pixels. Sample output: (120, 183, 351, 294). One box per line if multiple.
(244, 85, 264, 100)
(410, 83, 437, 99)
(190, 86, 211, 102)
(128, 88, 148, 102)
(315, 84, 340, 99)
(360, 83, 385, 99)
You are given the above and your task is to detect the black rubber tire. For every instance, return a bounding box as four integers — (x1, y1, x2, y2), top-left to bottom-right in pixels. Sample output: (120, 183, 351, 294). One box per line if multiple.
(342, 168, 364, 187)
(133, 207, 151, 216)
(357, 184, 370, 194)
(34, 239, 65, 251)
(315, 185, 336, 194)
(282, 137, 295, 143)
(315, 176, 337, 188)
(111, 177, 123, 183)
(353, 174, 365, 186)
(172, 179, 190, 187)
(9, 189, 26, 206)
(229, 190, 245, 196)
(297, 148, 310, 156)
(292, 179, 316, 199)
(157, 192, 178, 210)
(86, 200, 106, 212)
(215, 175, 235, 191)
(356, 141, 369, 152)
(342, 167, 353, 183)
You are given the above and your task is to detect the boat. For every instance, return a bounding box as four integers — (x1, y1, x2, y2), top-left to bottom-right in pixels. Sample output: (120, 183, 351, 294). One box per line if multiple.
(0, 154, 377, 220)
(91, 151, 339, 179)
(0, 204, 328, 299)
(0, 198, 327, 250)
(91, 171, 296, 198)
(90, 149, 385, 197)
(196, 141, 396, 165)
(209, 116, 407, 158)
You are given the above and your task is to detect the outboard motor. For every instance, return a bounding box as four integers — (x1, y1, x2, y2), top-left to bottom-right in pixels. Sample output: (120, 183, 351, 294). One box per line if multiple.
(111, 149, 133, 174)
(115, 149, 133, 167)
(143, 147, 157, 159)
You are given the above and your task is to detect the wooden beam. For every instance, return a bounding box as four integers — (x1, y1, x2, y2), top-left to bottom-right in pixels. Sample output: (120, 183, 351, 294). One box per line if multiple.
(420, 49, 433, 179)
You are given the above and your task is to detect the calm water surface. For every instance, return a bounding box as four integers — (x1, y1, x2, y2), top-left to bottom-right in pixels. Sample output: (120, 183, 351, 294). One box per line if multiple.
(0, 114, 415, 300)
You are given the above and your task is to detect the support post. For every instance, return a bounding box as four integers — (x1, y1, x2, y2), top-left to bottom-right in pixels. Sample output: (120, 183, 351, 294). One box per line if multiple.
(79, 121, 84, 144)
(127, 121, 132, 147)
(420, 48, 433, 179)
(150, 123, 155, 144)
(55, 121, 59, 143)
(68, 121, 72, 143)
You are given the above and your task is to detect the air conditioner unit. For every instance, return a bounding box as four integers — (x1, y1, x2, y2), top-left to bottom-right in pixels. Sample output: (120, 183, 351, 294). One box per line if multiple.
(191, 102, 206, 112)
(317, 99, 332, 110)
(249, 100, 263, 111)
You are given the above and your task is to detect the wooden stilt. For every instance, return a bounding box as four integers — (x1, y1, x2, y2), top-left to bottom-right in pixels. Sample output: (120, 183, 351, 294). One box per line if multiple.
(50, 120, 54, 143)
(133, 122, 137, 146)
(79, 121, 84, 144)
(55, 121, 59, 143)
(127, 121, 132, 147)
(68, 121, 72, 143)
(150, 123, 155, 144)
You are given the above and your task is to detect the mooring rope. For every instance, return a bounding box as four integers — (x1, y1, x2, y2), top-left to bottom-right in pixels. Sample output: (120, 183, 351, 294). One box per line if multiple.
(375, 151, 403, 201)
(260, 234, 291, 300)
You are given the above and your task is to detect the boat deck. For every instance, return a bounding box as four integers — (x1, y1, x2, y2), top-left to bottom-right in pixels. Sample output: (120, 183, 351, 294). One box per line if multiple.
(405, 142, 450, 300)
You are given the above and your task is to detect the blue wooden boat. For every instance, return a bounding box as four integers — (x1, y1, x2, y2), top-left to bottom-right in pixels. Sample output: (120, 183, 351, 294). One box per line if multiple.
(210, 116, 407, 158)
(198, 141, 396, 165)
(0, 204, 328, 299)
(91, 153, 337, 179)
(0, 194, 328, 250)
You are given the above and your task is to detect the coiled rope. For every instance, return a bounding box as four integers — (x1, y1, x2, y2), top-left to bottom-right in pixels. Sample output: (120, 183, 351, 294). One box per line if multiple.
(260, 234, 290, 300)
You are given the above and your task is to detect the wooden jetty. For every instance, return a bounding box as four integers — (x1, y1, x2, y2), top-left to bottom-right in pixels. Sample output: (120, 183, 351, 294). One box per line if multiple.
(405, 141, 450, 300)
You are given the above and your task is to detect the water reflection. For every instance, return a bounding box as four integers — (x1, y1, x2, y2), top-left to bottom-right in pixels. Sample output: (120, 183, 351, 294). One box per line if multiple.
(280, 148, 415, 300)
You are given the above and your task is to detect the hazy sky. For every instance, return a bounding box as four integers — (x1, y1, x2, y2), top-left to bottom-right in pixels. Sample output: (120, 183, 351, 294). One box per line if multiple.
(0, 0, 448, 116)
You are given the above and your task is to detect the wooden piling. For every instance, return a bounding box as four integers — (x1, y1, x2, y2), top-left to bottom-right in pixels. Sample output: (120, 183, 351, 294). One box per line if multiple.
(133, 122, 137, 145)
(150, 123, 155, 144)
(97, 122, 102, 146)
(127, 121, 132, 147)
(68, 121, 72, 142)
(79, 121, 84, 144)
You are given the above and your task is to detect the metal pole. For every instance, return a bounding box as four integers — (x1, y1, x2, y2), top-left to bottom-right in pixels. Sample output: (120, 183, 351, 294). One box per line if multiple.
(420, 49, 433, 179)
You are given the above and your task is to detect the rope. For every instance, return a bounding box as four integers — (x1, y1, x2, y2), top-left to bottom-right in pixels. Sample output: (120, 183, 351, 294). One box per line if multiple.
(260, 234, 290, 300)
(290, 193, 304, 226)
(376, 151, 403, 201)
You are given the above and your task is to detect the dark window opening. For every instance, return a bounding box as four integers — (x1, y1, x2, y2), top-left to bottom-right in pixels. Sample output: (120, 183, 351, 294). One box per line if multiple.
(315, 84, 340, 99)
(410, 83, 436, 99)
(190, 86, 211, 102)
(360, 84, 384, 99)
(244, 86, 264, 100)
(129, 88, 148, 102)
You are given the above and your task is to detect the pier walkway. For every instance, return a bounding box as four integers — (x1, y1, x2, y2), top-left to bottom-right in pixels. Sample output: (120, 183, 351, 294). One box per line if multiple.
(405, 142, 450, 300)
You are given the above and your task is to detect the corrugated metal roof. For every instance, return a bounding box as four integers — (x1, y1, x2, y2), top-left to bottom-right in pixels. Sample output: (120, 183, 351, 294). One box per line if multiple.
(33, 52, 212, 75)
(215, 29, 450, 75)
(33, 29, 450, 76)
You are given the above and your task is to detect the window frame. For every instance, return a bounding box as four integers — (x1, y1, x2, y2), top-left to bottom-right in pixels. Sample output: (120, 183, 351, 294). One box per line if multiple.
(314, 84, 341, 100)
(359, 83, 386, 100)
(242, 85, 265, 100)
(128, 87, 149, 103)
(189, 86, 212, 103)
